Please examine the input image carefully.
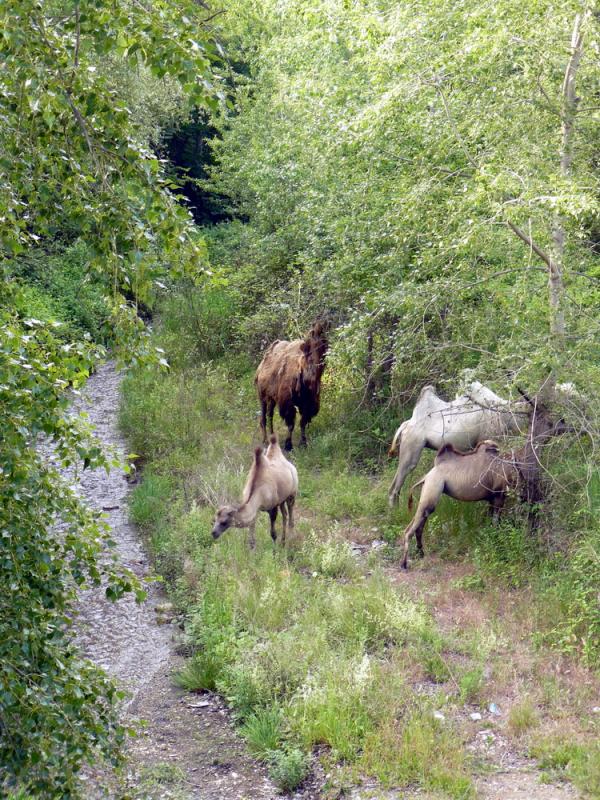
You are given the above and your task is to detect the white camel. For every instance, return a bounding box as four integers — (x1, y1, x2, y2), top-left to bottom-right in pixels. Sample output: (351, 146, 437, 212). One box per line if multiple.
(388, 381, 529, 506)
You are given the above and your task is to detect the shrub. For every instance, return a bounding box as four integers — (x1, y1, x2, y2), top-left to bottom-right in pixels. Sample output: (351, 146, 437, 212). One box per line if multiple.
(540, 526, 600, 666)
(267, 748, 309, 794)
(9, 243, 110, 343)
(158, 283, 240, 368)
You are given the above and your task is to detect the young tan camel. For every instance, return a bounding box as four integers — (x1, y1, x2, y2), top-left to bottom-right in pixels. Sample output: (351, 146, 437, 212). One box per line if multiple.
(212, 434, 298, 548)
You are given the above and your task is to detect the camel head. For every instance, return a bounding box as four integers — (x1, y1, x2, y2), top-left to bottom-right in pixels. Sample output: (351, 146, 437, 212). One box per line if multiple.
(516, 389, 574, 442)
(300, 322, 328, 388)
(211, 505, 238, 539)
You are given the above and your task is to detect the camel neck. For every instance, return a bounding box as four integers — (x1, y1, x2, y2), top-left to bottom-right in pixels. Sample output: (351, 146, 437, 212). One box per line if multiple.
(234, 492, 261, 526)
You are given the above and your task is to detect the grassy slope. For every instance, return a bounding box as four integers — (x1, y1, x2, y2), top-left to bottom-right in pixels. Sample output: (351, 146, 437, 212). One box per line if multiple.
(120, 322, 600, 798)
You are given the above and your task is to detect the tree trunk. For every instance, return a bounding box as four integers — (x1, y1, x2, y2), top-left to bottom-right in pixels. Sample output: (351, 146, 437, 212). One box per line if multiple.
(507, 12, 589, 353)
(549, 11, 588, 342)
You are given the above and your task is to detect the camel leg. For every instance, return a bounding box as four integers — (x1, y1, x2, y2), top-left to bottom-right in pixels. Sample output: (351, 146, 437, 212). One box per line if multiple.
(389, 434, 426, 507)
(267, 399, 276, 435)
(489, 494, 505, 523)
(401, 478, 442, 569)
(299, 412, 311, 447)
(286, 495, 295, 536)
(282, 406, 296, 451)
(278, 502, 288, 546)
(415, 527, 425, 558)
(268, 508, 278, 543)
(248, 522, 256, 550)
(259, 398, 268, 444)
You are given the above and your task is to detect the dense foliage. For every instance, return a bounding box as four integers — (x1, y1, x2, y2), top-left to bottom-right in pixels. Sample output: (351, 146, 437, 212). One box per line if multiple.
(206, 0, 600, 397)
(3, 0, 600, 796)
(0, 1, 221, 794)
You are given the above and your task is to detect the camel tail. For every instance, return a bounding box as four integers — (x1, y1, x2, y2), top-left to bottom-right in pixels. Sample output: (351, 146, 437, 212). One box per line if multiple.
(408, 479, 425, 511)
(388, 426, 403, 457)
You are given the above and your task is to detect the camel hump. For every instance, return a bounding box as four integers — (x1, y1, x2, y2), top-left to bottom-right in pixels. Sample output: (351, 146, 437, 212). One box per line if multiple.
(419, 384, 437, 400)
(245, 447, 265, 500)
(436, 443, 461, 459)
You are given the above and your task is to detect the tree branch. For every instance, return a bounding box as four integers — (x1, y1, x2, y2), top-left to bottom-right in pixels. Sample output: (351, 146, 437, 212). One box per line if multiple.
(74, 3, 80, 68)
(433, 80, 479, 170)
(506, 220, 553, 269)
(64, 91, 102, 177)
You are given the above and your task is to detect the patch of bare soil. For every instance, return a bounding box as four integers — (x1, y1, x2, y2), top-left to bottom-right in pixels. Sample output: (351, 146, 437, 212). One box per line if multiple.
(68, 363, 309, 799)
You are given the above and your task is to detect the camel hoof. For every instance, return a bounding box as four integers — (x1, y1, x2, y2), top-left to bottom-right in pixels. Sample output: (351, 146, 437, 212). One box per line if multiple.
(401, 561, 408, 570)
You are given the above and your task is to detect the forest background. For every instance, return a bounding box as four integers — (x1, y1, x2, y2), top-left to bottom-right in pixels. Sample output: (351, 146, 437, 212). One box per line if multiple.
(1, 1, 600, 798)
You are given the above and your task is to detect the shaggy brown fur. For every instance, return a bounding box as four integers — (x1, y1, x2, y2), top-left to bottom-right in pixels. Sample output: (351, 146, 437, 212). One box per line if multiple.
(255, 321, 328, 450)
(400, 402, 569, 569)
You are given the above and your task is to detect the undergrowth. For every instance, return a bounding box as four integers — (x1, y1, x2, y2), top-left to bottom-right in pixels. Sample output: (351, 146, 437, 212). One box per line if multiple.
(7, 242, 111, 343)
(119, 288, 600, 796)
(121, 368, 476, 796)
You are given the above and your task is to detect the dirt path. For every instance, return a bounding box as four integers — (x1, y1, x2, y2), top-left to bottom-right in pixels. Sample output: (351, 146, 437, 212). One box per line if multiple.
(68, 363, 292, 799)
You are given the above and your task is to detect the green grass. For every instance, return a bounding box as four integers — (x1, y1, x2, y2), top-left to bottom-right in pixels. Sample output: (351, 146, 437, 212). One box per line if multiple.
(136, 762, 187, 799)
(241, 707, 285, 758)
(173, 651, 221, 692)
(120, 358, 478, 797)
(508, 699, 539, 736)
(531, 737, 600, 797)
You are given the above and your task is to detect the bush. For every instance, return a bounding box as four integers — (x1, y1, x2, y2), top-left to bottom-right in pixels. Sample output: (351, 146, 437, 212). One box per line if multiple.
(539, 526, 600, 666)
(267, 748, 309, 794)
(158, 283, 241, 369)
